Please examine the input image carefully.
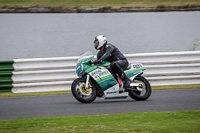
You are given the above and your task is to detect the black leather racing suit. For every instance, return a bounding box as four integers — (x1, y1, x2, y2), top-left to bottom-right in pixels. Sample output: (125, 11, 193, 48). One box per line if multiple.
(97, 43, 129, 78)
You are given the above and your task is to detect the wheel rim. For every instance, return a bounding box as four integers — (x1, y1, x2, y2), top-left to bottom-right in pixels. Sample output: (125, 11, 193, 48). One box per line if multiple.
(132, 79, 147, 96)
(75, 82, 93, 99)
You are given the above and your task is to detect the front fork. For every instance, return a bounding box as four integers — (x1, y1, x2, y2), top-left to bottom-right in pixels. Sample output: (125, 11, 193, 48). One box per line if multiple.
(85, 75, 90, 90)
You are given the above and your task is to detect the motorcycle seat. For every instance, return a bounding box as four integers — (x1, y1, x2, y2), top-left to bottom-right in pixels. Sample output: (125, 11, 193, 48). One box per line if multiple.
(105, 63, 131, 71)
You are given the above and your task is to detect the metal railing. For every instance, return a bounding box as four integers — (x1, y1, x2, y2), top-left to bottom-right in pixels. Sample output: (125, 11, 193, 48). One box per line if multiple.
(1, 51, 200, 93)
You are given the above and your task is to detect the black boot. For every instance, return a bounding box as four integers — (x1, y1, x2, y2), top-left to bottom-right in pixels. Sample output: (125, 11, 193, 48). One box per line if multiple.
(121, 72, 131, 89)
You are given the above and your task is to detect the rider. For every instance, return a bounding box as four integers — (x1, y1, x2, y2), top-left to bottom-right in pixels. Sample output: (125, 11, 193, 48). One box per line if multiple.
(93, 35, 131, 88)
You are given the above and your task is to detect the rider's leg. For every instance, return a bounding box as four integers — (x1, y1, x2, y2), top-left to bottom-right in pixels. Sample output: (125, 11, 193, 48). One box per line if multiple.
(110, 60, 131, 88)
(119, 69, 131, 88)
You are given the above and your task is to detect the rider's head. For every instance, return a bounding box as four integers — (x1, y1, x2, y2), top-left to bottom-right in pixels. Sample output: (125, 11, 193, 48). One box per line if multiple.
(94, 35, 107, 50)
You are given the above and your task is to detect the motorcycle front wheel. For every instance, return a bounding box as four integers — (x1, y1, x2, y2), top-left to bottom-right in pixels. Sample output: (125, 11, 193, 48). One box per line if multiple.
(71, 77, 97, 103)
(128, 75, 152, 101)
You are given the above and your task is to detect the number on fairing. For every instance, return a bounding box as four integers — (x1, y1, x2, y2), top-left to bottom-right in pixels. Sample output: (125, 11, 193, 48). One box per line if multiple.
(132, 64, 143, 69)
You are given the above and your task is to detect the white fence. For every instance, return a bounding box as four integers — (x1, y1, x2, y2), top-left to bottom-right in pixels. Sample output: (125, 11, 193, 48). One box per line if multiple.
(12, 51, 200, 93)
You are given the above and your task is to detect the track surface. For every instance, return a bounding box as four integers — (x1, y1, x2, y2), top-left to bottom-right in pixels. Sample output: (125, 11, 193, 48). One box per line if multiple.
(0, 89, 200, 120)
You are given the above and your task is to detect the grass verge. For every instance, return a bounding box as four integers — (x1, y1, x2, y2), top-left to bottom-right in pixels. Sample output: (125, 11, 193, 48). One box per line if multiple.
(0, 0, 200, 8)
(0, 110, 200, 133)
(0, 84, 199, 98)
(152, 84, 200, 90)
(0, 90, 71, 98)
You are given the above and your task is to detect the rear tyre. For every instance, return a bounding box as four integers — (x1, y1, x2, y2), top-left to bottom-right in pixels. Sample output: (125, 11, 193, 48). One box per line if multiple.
(129, 76, 151, 101)
(71, 78, 97, 103)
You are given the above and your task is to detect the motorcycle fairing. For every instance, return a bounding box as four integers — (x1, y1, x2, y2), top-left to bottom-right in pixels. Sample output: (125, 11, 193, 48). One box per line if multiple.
(125, 64, 146, 80)
(102, 84, 129, 99)
(88, 67, 118, 91)
(88, 64, 146, 92)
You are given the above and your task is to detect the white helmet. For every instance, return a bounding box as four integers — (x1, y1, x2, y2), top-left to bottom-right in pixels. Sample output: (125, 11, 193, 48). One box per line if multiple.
(94, 35, 107, 50)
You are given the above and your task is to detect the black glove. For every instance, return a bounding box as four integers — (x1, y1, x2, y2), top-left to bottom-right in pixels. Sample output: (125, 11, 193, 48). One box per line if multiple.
(93, 60, 102, 65)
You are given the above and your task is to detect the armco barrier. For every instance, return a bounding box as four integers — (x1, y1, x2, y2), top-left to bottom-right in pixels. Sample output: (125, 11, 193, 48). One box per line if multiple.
(0, 51, 200, 93)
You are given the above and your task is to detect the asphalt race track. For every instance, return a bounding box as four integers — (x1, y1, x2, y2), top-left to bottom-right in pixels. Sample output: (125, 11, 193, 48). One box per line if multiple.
(0, 89, 200, 120)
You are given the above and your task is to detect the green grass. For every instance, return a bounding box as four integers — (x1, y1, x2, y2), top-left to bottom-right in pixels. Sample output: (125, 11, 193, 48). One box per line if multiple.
(0, 0, 200, 8)
(0, 84, 199, 98)
(0, 90, 71, 98)
(152, 84, 200, 90)
(0, 110, 199, 133)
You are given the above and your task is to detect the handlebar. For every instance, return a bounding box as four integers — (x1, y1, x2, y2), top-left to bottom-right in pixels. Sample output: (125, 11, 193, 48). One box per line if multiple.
(88, 60, 94, 65)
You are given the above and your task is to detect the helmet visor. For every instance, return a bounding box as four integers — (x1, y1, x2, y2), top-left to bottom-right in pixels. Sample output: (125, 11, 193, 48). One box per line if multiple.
(94, 40, 99, 49)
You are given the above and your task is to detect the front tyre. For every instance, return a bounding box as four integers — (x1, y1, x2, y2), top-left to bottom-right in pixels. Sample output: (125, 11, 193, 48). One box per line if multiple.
(71, 78, 97, 103)
(129, 76, 151, 101)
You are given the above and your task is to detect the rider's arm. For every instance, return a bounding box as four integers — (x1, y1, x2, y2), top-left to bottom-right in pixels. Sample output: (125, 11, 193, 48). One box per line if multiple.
(97, 51, 101, 60)
(98, 44, 114, 62)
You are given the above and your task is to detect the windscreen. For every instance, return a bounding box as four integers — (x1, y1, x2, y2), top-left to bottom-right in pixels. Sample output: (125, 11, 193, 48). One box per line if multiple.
(77, 51, 94, 64)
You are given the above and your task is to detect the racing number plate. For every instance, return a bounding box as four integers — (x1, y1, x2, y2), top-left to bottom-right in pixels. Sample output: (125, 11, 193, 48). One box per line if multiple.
(132, 64, 143, 69)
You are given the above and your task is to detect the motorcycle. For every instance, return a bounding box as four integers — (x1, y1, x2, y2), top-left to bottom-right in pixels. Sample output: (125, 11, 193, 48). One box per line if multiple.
(71, 51, 151, 103)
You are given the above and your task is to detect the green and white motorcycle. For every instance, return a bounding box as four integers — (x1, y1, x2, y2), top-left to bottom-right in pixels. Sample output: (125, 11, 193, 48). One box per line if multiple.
(71, 51, 151, 103)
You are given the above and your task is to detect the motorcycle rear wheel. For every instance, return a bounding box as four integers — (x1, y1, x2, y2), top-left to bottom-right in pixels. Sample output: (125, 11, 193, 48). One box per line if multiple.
(71, 78, 97, 103)
(128, 75, 151, 101)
